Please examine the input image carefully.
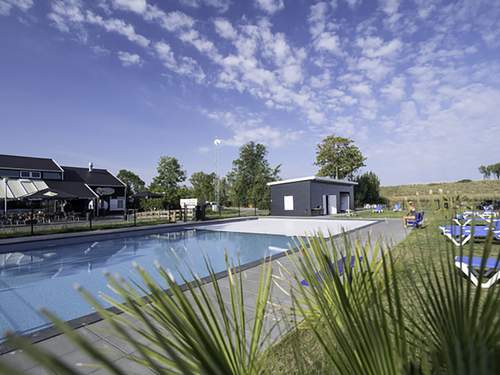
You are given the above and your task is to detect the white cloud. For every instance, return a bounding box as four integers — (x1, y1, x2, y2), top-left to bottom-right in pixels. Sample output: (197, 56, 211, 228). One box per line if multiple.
(357, 57, 391, 81)
(255, 0, 284, 15)
(86, 12, 150, 47)
(203, 109, 302, 147)
(214, 18, 237, 39)
(154, 41, 205, 82)
(48, 1, 150, 47)
(0, 0, 32, 16)
(350, 82, 371, 96)
(381, 76, 405, 101)
(180, 0, 231, 13)
(380, 0, 399, 15)
(315, 32, 341, 54)
(117, 51, 142, 66)
(357, 36, 402, 58)
(111, 0, 147, 14)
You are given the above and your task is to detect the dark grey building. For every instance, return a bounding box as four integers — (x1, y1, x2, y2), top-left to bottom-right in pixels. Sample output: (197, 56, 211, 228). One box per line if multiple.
(267, 176, 357, 216)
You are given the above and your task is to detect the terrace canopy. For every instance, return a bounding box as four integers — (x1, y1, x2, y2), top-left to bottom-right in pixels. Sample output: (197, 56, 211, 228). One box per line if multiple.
(0, 178, 48, 200)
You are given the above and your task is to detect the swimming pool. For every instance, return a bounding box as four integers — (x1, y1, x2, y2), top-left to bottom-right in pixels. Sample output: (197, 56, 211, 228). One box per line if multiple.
(0, 218, 373, 341)
(0, 228, 294, 340)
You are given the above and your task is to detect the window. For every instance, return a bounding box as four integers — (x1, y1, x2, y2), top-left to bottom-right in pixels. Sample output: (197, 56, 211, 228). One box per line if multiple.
(0, 169, 20, 178)
(43, 172, 62, 180)
(284, 195, 294, 211)
(20, 171, 42, 179)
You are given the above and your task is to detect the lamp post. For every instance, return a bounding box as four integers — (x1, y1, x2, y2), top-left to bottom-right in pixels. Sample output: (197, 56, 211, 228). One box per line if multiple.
(3, 177, 7, 216)
(214, 138, 222, 215)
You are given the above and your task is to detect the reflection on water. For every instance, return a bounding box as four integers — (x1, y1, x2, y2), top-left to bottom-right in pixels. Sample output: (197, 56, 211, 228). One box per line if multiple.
(0, 229, 292, 339)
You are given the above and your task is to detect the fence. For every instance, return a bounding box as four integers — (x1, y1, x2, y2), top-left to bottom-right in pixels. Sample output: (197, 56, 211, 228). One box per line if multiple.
(0, 206, 270, 239)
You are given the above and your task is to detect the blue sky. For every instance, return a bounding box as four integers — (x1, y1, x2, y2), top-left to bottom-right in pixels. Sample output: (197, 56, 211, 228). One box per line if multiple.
(1, 0, 499, 186)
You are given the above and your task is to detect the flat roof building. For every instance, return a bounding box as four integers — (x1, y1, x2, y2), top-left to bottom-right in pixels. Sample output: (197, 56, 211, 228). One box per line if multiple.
(267, 176, 357, 216)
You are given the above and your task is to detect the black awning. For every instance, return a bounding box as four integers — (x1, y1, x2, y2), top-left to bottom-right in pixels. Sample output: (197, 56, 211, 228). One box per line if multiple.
(45, 180, 98, 199)
(25, 188, 77, 201)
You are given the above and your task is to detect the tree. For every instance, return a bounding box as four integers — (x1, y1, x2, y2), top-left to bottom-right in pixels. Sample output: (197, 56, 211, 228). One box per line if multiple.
(116, 169, 146, 195)
(478, 165, 490, 179)
(315, 135, 366, 180)
(491, 163, 500, 179)
(150, 156, 186, 206)
(190, 172, 217, 202)
(227, 142, 280, 209)
(354, 171, 382, 207)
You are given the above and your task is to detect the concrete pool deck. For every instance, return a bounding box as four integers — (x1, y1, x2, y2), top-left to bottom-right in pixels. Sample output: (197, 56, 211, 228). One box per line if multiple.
(0, 217, 410, 374)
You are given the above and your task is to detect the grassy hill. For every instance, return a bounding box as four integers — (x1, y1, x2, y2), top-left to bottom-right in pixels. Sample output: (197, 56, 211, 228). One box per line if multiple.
(380, 179, 500, 203)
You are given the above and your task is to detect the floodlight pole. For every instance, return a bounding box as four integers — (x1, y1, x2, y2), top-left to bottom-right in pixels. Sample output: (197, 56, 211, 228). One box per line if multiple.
(214, 139, 222, 214)
(3, 178, 7, 216)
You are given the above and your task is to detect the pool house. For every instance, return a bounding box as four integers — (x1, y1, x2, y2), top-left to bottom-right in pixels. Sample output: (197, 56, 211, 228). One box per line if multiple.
(267, 176, 357, 216)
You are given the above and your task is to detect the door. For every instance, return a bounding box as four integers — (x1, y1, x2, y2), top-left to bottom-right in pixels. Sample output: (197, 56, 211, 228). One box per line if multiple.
(328, 194, 337, 215)
(340, 193, 350, 212)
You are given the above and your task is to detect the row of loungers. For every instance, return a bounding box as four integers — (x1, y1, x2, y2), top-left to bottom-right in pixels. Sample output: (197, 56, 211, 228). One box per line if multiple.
(440, 210, 499, 288)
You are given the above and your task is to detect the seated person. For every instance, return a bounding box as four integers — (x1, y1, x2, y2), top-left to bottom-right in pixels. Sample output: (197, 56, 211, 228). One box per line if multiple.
(403, 203, 417, 227)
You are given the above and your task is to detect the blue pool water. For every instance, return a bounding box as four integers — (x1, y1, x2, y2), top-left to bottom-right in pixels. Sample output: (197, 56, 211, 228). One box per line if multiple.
(0, 229, 293, 340)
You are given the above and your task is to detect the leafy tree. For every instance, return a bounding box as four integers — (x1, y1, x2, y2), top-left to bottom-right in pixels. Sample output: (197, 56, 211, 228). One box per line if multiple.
(491, 163, 500, 179)
(478, 165, 491, 179)
(116, 169, 146, 195)
(315, 135, 366, 180)
(150, 156, 186, 207)
(354, 171, 382, 207)
(190, 171, 217, 202)
(227, 142, 280, 209)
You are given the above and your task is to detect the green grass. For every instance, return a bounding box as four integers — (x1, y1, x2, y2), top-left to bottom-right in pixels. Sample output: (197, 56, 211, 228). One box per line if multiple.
(381, 179, 500, 203)
(262, 208, 500, 373)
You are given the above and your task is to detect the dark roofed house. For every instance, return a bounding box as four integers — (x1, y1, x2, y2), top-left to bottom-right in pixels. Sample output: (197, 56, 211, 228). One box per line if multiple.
(0, 155, 126, 215)
(0, 154, 63, 181)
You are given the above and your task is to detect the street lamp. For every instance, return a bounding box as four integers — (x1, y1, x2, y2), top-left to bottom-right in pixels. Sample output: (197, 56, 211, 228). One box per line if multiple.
(214, 139, 222, 213)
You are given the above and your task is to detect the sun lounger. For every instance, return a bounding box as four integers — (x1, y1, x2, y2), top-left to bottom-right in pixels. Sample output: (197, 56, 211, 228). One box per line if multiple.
(454, 256, 500, 288)
(300, 256, 358, 286)
(392, 203, 402, 212)
(372, 204, 384, 213)
(441, 220, 500, 246)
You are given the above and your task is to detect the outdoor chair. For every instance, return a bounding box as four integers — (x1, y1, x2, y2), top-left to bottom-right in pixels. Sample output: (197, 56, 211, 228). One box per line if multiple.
(392, 203, 402, 212)
(372, 204, 384, 213)
(454, 256, 500, 288)
(406, 212, 424, 228)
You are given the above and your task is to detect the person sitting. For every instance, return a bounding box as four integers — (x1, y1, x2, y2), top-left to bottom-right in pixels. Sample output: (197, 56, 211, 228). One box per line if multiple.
(403, 203, 417, 227)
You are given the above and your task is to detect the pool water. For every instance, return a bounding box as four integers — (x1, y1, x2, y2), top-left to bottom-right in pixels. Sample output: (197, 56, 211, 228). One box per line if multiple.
(0, 229, 293, 340)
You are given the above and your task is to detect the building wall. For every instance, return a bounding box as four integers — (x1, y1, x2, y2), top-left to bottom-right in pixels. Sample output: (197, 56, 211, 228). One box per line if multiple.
(309, 181, 355, 212)
(270, 181, 355, 216)
(270, 181, 311, 216)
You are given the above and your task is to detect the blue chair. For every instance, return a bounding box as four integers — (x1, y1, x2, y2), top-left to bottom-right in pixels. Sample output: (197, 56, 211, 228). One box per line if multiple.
(300, 256, 358, 287)
(392, 203, 402, 212)
(373, 204, 384, 214)
(454, 256, 500, 288)
(440, 225, 472, 246)
(406, 212, 424, 228)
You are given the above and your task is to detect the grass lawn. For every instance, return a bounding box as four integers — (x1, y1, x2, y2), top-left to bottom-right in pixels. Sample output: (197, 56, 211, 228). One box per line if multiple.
(262, 208, 500, 374)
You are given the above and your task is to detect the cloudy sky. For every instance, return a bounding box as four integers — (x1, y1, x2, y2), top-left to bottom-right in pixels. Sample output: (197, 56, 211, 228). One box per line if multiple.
(1, 0, 499, 185)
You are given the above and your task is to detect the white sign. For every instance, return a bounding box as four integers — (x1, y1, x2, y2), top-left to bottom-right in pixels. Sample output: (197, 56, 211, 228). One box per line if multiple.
(95, 187, 115, 196)
(180, 198, 198, 208)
